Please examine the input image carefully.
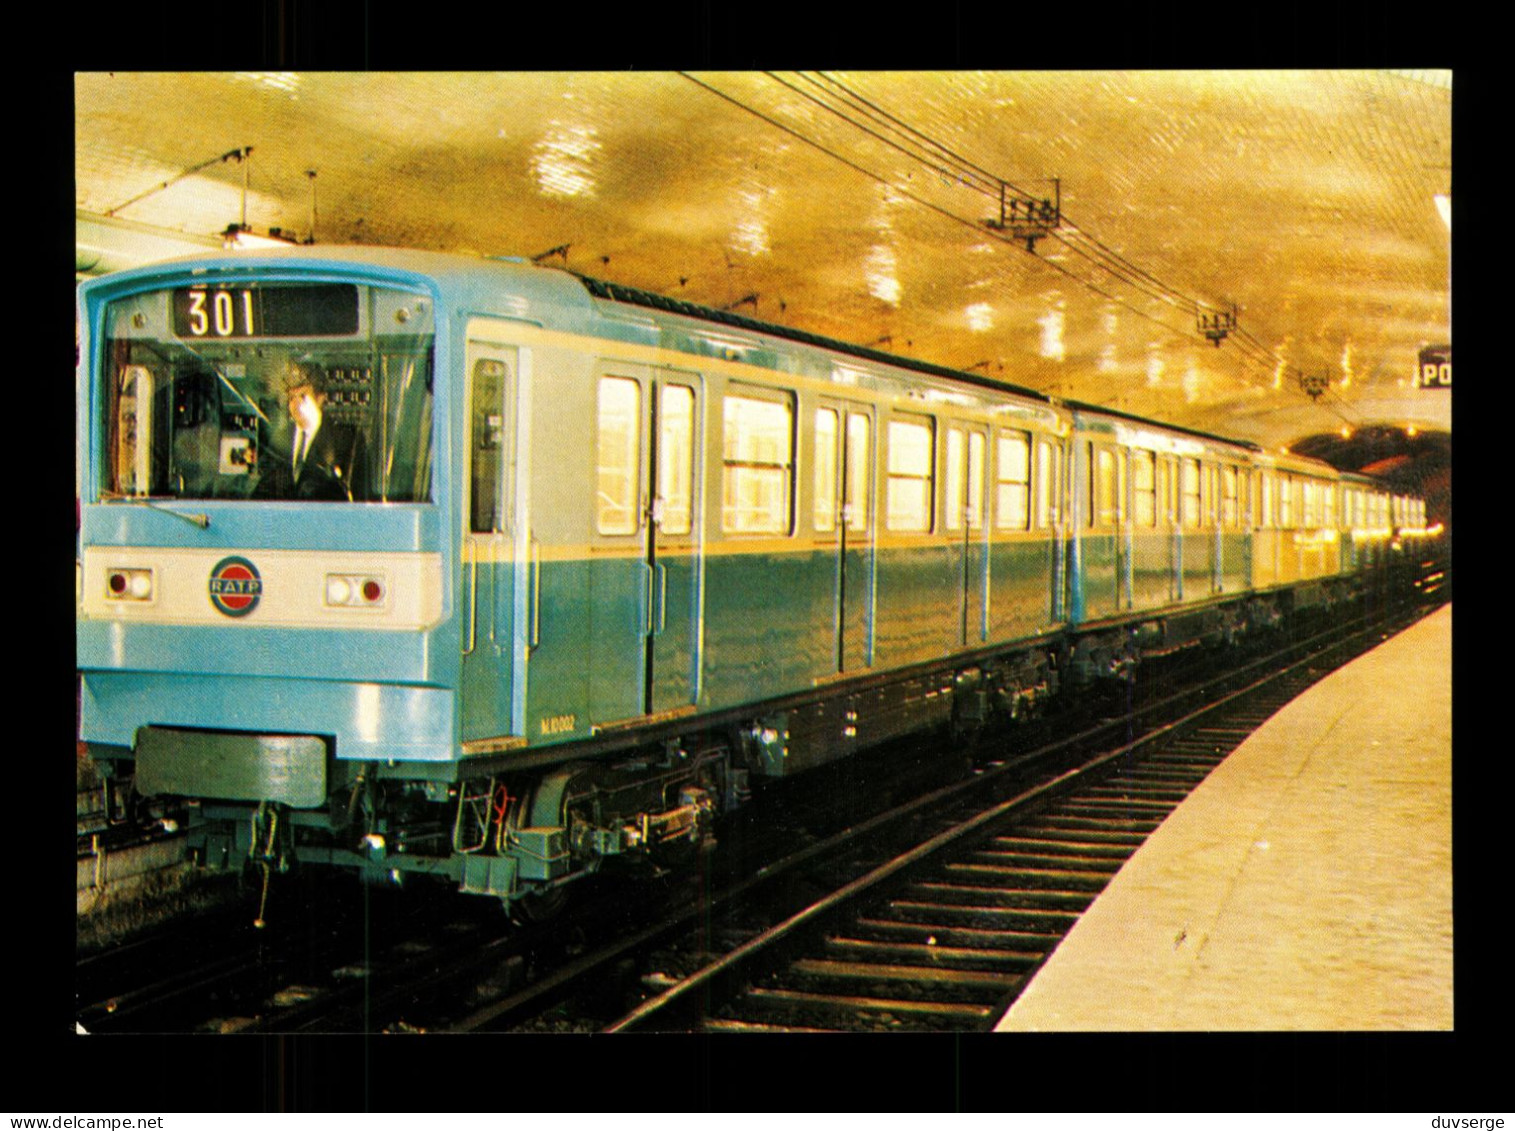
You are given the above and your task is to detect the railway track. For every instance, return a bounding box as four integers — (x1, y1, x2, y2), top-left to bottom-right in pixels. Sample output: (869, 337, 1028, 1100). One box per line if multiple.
(446, 603, 1433, 1034)
(75, 601, 1437, 1034)
(601, 662, 1324, 1032)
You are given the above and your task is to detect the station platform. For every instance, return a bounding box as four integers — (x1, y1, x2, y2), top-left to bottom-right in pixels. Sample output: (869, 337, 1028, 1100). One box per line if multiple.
(997, 602, 1452, 1031)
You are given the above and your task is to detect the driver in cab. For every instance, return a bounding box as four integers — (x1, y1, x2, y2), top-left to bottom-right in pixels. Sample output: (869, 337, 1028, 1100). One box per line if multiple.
(251, 362, 367, 501)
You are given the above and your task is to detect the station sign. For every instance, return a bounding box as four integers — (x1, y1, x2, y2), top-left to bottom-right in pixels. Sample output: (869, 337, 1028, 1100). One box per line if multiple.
(1415, 345, 1451, 389)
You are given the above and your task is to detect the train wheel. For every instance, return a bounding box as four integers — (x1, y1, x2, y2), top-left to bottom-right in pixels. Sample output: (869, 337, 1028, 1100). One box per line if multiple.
(507, 885, 570, 924)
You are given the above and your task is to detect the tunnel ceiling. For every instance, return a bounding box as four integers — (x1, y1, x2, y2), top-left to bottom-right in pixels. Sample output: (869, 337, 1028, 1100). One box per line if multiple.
(74, 70, 1452, 455)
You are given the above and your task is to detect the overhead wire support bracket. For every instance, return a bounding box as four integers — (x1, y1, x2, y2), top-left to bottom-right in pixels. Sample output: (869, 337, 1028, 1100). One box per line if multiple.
(1198, 303, 1238, 347)
(104, 146, 254, 219)
(984, 177, 1061, 253)
(1297, 368, 1330, 401)
(530, 243, 571, 265)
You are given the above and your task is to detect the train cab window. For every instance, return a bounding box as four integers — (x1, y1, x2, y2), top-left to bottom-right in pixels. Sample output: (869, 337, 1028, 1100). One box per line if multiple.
(944, 427, 985, 532)
(1181, 458, 1201, 529)
(886, 416, 935, 532)
(722, 390, 794, 535)
(1220, 465, 1239, 528)
(102, 282, 436, 503)
(995, 431, 1031, 530)
(596, 376, 641, 536)
(1132, 450, 1157, 527)
(658, 384, 695, 536)
(814, 408, 840, 532)
(1035, 439, 1060, 528)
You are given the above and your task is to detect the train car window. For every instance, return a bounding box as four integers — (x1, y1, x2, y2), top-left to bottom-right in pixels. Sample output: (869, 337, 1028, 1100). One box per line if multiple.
(722, 391, 794, 535)
(814, 408, 839, 532)
(1279, 476, 1295, 528)
(1181, 458, 1202, 529)
(845, 412, 871, 534)
(1324, 482, 1338, 529)
(596, 376, 641, 536)
(968, 432, 985, 529)
(470, 358, 508, 534)
(1166, 456, 1179, 525)
(944, 428, 985, 532)
(945, 428, 965, 532)
(1090, 445, 1118, 528)
(658, 384, 695, 536)
(1117, 450, 1128, 523)
(1035, 440, 1060, 528)
(886, 416, 935, 532)
(1132, 450, 1157, 527)
(1221, 465, 1239, 528)
(1260, 472, 1275, 528)
(101, 283, 435, 503)
(995, 431, 1031, 530)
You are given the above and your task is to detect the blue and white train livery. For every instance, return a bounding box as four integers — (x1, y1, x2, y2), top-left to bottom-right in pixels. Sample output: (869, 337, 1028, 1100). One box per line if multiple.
(76, 246, 1433, 912)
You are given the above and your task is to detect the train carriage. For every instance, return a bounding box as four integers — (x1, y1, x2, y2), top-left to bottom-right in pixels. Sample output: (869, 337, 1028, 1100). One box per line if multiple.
(1251, 449, 1351, 607)
(1065, 407, 1257, 623)
(76, 245, 1432, 912)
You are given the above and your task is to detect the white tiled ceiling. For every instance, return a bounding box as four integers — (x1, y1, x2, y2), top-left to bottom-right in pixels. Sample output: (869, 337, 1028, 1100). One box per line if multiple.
(74, 70, 1451, 450)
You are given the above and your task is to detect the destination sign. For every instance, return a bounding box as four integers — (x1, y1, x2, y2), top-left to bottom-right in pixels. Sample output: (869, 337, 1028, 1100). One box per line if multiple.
(172, 284, 359, 339)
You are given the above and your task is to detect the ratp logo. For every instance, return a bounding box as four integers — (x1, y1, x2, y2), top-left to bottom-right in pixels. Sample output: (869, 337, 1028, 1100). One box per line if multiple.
(208, 555, 263, 617)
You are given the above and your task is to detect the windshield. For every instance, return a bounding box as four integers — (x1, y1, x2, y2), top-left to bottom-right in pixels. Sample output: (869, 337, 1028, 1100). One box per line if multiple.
(101, 281, 434, 503)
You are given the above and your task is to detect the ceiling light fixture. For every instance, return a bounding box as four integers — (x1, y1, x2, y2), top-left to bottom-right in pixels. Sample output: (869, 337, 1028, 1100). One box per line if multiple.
(222, 224, 297, 250)
(1434, 193, 1451, 231)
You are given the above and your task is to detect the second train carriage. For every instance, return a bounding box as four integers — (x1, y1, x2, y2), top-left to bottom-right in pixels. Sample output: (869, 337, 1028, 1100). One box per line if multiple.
(75, 245, 1428, 910)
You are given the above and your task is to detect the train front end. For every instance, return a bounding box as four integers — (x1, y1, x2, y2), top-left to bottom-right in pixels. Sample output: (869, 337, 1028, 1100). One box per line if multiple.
(76, 253, 455, 887)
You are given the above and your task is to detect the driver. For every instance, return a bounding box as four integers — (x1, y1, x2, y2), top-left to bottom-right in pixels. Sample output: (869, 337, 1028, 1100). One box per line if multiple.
(252, 362, 368, 500)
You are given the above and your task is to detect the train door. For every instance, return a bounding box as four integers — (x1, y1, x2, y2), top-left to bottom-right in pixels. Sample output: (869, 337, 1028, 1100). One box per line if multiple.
(1037, 435, 1066, 624)
(587, 366, 704, 723)
(1088, 441, 1121, 618)
(645, 371, 704, 715)
(816, 400, 875, 671)
(461, 340, 517, 740)
(1117, 447, 1132, 609)
(945, 423, 989, 645)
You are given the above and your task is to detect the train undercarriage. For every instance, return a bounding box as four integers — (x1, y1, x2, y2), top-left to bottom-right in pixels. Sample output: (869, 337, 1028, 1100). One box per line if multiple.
(104, 577, 1402, 917)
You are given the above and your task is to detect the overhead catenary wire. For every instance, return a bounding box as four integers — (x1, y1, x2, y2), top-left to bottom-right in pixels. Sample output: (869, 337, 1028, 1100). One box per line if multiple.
(782, 74, 1371, 408)
(797, 72, 1237, 322)
(776, 72, 1198, 315)
(685, 72, 1324, 399)
(680, 73, 1203, 357)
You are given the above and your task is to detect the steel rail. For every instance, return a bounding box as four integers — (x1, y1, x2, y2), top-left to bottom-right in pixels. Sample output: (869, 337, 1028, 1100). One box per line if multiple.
(603, 605, 1433, 1031)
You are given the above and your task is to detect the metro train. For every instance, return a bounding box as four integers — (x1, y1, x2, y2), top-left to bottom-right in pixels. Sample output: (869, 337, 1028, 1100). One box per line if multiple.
(75, 246, 1436, 914)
